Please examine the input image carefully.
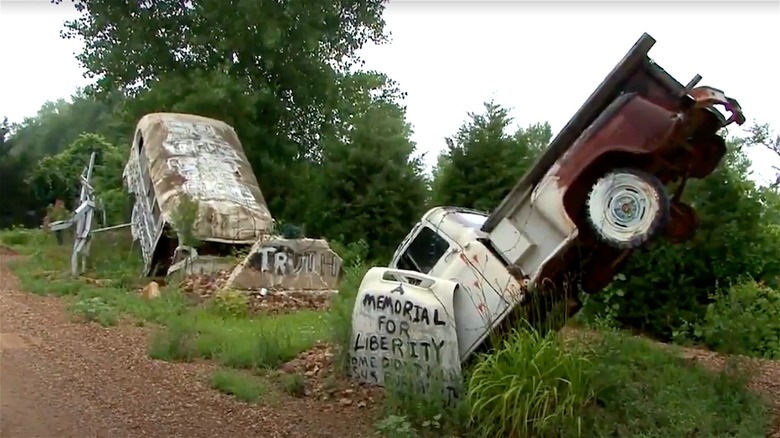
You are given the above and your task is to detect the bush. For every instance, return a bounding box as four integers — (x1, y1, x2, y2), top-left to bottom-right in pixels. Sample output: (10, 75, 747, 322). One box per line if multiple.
(148, 310, 326, 369)
(467, 326, 593, 438)
(691, 280, 780, 358)
(209, 369, 269, 403)
(579, 330, 771, 438)
(0, 227, 33, 246)
(279, 373, 306, 397)
(209, 288, 250, 318)
(69, 296, 119, 326)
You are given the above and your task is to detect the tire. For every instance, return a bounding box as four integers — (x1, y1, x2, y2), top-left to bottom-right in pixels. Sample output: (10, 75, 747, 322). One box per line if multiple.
(585, 168, 669, 249)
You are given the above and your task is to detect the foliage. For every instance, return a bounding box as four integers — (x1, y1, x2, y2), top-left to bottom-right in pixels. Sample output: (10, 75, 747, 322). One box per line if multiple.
(328, 249, 371, 375)
(6, 229, 326, 374)
(209, 369, 270, 403)
(748, 122, 780, 188)
(209, 288, 250, 319)
(372, 324, 772, 438)
(381, 366, 468, 437)
(307, 74, 429, 260)
(432, 100, 551, 211)
(467, 327, 593, 438)
(56, 0, 389, 225)
(0, 118, 38, 228)
(69, 296, 119, 326)
(4, 90, 126, 158)
(577, 331, 771, 438)
(279, 373, 306, 398)
(25, 132, 129, 225)
(690, 280, 780, 358)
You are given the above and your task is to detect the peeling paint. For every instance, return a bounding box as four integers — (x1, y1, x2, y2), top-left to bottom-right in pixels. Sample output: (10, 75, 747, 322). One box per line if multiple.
(123, 113, 274, 275)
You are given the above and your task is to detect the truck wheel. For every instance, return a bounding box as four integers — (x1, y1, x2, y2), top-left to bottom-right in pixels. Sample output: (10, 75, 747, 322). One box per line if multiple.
(585, 168, 669, 249)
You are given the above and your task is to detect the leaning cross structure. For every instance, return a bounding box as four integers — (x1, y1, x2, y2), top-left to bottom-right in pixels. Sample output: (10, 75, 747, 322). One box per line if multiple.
(48, 152, 134, 276)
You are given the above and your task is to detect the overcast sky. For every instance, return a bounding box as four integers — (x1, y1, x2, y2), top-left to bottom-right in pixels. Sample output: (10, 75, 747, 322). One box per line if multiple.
(1, 0, 778, 183)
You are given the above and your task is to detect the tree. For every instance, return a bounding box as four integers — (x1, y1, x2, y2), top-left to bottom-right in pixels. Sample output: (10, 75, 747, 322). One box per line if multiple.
(432, 100, 551, 211)
(8, 90, 125, 160)
(305, 72, 428, 261)
(26, 133, 129, 224)
(0, 116, 38, 228)
(56, 0, 389, 223)
(747, 122, 780, 189)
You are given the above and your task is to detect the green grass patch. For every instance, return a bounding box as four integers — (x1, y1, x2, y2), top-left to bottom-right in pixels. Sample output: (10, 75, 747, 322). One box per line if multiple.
(372, 327, 773, 438)
(279, 372, 306, 397)
(148, 309, 327, 369)
(5, 227, 328, 374)
(209, 369, 271, 403)
(578, 330, 771, 438)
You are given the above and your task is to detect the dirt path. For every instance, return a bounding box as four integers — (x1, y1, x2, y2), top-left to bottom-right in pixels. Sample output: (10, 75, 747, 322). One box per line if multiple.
(0, 251, 373, 438)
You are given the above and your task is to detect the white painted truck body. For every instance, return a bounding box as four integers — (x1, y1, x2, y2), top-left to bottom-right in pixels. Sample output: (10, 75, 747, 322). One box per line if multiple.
(349, 32, 746, 388)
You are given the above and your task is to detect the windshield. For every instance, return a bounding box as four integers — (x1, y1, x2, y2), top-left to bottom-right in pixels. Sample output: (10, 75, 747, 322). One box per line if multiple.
(396, 226, 450, 274)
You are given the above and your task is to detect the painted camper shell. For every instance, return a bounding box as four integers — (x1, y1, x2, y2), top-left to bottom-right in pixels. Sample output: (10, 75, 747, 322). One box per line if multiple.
(123, 113, 274, 276)
(349, 33, 745, 388)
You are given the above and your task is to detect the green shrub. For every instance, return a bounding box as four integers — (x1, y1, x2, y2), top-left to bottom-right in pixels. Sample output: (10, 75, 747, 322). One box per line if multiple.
(148, 310, 326, 370)
(210, 369, 269, 403)
(467, 326, 593, 438)
(0, 227, 33, 246)
(328, 253, 370, 375)
(279, 373, 306, 397)
(579, 330, 772, 438)
(148, 319, 198, 362)
(693, 280, 780, 358)
(209, 288, 250, 318)
(69, 296, 118, 326)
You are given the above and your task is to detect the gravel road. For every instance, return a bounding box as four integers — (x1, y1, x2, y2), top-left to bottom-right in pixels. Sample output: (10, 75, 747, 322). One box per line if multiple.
(0, 251, 373, 438)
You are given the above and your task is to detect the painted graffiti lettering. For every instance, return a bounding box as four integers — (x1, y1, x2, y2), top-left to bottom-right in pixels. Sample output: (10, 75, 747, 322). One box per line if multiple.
(353, 333, 445, 363)
(161, 120, 260, 209)
(361, 294, 446, 326)
(350, 286, 460, 401)
(349, 355, 461, 403)
(377, 315, 411, 337)
(320, 254, 339, 278)
(248, 245, 342, 277)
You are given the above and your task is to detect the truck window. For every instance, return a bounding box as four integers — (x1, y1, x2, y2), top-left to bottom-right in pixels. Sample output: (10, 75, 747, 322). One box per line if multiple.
(396, 226, 450, 274)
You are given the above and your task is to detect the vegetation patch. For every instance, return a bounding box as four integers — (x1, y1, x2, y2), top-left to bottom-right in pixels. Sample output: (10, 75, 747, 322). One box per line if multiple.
(209, 369, 272, 404)
(5, 229, 328, 376)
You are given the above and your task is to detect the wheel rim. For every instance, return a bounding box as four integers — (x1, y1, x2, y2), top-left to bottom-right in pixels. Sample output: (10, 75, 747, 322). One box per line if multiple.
(587, 173, 660, 243)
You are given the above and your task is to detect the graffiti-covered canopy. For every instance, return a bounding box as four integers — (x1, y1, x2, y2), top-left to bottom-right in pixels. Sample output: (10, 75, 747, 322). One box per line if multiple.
(123, 113, 274, 270)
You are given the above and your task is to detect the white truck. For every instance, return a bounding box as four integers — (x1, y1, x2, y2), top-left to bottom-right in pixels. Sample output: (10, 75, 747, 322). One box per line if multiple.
(349, 33, 745, 387)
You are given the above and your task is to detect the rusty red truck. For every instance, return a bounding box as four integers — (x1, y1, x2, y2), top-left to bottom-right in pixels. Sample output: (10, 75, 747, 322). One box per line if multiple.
(348, 32, 745, 387)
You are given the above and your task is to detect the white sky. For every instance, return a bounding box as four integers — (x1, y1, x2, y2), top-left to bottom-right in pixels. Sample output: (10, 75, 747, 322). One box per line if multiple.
(1, 0, 778, 183)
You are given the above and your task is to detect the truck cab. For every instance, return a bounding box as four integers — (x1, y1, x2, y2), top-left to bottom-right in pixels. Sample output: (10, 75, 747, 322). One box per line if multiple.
(349, 33, 745, 388)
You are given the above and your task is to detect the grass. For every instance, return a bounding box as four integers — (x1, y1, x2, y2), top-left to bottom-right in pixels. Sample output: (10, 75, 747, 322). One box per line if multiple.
(1, 227, 327, 382)
(577, 330, 772, 438)
(209, 369, 271, 403)
(3, 228, 775, 436)
(370, 327, 773, 438)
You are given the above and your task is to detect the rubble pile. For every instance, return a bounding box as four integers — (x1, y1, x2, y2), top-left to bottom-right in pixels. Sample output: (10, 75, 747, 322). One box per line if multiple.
(178, 269, 233, 299)
(280, 342, 379, 406)
(178, 269, 331, 314)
